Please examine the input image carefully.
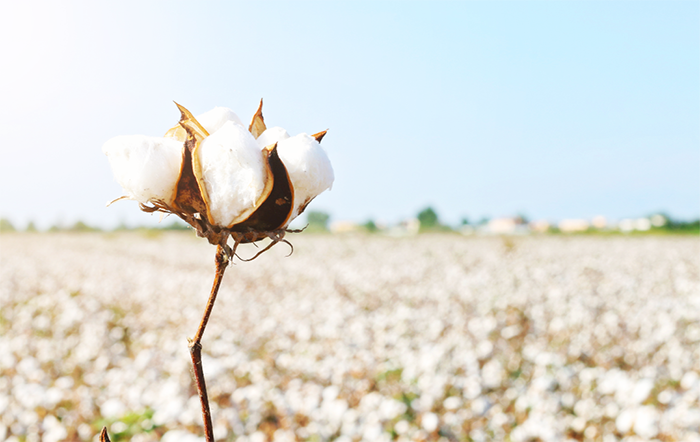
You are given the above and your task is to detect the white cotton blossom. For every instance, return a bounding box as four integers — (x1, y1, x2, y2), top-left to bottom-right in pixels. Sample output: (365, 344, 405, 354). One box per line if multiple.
(102, 101, 334, 247)
(634, 406, 659, 439)
(277, 133, 335, 220)
(421, 412, 438, 432)
(196, 106, 244, 132)
(256, 126, 334, 220)
(102, 135, 184, 205)
(197, 121, 267, 227)
(257, 126, 290, 149)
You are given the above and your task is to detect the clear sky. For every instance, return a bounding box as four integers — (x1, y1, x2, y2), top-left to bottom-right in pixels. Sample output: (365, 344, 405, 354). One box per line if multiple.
(1, 0, 698, 230)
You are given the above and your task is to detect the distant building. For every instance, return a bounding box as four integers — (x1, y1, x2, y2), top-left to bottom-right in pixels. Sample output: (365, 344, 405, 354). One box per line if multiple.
(529, 220, 551, 233)
(558, 219, 590, 233)
(591, 216, 607, 229)
(486, 217, 528, 235)
(329, 221, 361, 234)
(618, 219, 634, 232)
(635, 218, 651, 231)
(387, 218, 420, 236)
(650, 214, 667, 227)
(618, 218, 652, 232)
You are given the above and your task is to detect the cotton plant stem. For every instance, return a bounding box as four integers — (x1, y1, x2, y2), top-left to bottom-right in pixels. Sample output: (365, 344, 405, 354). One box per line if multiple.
(190, 245, 229, 442)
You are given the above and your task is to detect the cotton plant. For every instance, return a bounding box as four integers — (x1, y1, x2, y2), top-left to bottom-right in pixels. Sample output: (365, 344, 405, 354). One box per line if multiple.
(103, 101, 333, 255)
(101, 100, 333, 442)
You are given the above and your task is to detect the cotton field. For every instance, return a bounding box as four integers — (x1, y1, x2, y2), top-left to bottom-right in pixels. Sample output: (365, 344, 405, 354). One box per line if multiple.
(0, 232, 699, 442)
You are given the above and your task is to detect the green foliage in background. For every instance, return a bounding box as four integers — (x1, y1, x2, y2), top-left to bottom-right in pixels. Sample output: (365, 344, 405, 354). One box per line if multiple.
(305, 211, 331, 233)
(363, 219, 379, 233)
(417, 207, 438, 229)
(660, 217, 700, 234)
(0, 218, 16, 232)
(93, 408, 160, 442)
(69, 221, 100, 232)
(417, 207, 453, 232)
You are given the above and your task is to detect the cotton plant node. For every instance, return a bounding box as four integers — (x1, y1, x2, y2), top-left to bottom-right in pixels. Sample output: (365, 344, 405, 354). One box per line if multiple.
(231, 230, 290, 262)
(101, 100, 334, 442)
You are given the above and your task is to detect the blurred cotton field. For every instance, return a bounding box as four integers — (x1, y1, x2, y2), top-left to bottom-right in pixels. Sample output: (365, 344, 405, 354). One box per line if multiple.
(1, 233, 699, 442)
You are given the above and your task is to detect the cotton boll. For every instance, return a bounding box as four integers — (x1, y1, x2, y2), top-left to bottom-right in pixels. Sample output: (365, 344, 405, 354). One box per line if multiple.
(421, 412, 439, 432)
(633, 406, 659, 439)
(277, 133, 334, 222)
(256, 126, 290, 149)
(197, 121, 266, 227)
(196, 107, 244, 133)
(102, 135, 183, 205)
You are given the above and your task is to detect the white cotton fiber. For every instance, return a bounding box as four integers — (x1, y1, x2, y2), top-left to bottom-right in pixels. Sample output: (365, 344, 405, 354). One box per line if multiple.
(196, 107, 244, 134)
(256, 126, 290, 149)
(276, 133, 334, 222)
(102, 135, 184, 205)
(197, 121, 266, 227)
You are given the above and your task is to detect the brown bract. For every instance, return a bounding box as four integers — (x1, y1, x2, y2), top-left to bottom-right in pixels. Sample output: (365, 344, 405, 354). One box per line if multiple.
(248, 99, 267, 139)
(138, 101, 326, 261)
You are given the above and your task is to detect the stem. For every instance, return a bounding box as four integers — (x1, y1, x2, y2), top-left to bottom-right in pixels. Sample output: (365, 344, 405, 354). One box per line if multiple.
(190, 245, 229, 442)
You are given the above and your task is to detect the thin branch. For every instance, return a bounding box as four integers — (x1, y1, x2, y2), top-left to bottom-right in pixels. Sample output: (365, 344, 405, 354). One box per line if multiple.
(189, 245, 229, 442)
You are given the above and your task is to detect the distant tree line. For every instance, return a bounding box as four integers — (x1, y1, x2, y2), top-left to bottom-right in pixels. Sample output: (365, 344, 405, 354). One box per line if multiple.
(657, 213, 700, 233)
(0, 218, 191, 233)
(0, 209, 698, 234)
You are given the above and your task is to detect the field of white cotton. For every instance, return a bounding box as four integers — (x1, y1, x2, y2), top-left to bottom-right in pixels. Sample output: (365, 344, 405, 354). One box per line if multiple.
(0, 232, 699, 442)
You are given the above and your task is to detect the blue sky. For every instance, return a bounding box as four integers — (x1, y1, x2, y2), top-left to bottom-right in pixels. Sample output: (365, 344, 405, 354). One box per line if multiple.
(0, 1, 698, 229)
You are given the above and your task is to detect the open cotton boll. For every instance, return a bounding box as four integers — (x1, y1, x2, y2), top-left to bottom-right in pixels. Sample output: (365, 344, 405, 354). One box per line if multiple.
(197, 121, 267, 227)
(256, 126, 290, 149)
(102, 135, 183, 205)
(196, 107, 244, 133)
(276, 133, 334, 221)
